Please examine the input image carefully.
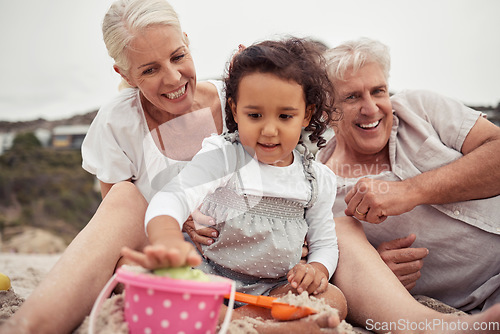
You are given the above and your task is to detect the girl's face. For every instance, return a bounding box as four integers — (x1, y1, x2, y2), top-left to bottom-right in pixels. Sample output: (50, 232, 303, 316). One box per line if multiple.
(116, 25, 196, 116)
(230, 72, 312, 167)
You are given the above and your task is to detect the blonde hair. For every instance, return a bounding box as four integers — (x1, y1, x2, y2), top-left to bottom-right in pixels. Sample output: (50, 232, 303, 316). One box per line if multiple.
(102, 0, 188, 75)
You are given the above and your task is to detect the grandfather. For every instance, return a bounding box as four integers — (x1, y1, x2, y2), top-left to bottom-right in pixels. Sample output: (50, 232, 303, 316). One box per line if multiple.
(319, 37, 500, 312)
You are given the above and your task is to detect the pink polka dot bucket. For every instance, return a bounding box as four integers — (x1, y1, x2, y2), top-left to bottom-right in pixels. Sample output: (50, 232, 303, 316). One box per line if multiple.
(89, 266, 235, 334)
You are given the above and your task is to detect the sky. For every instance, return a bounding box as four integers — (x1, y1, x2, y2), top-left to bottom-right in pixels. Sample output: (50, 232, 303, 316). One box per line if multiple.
(0, 0, 499, 122)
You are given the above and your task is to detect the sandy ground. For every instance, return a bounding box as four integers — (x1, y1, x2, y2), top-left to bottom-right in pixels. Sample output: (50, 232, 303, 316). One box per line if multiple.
(0, 253, 61, 299)
(0, 253, 61, 328)
(0, 252, 464, 334)
(0, 253, 361, 333)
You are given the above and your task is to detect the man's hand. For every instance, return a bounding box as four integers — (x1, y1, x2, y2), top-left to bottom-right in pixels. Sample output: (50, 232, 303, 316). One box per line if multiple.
(376, 234, 428, 290)
(345, 178, 418, 224)
(182, 210, 218, 253)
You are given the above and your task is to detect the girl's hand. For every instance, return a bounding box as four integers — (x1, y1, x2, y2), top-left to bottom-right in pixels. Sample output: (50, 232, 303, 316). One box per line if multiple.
(121, 241, 201, 270)
(287, 263, 328, 295)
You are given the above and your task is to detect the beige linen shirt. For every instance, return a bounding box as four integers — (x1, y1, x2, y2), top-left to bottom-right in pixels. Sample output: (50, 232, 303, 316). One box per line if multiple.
(318, 89, 500, 311)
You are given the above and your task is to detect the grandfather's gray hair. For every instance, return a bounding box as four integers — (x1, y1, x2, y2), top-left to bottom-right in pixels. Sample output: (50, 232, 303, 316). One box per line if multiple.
(324, 37, 391, 82)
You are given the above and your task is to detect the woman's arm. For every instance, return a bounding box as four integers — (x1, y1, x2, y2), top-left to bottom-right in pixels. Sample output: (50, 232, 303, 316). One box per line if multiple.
(100, 178, 133, 199)
(99, 181, 114, 198)
(182, 212, 218, 253)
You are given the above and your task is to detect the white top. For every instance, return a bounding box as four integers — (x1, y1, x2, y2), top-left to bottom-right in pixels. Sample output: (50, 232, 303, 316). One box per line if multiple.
(81, 80, 226, 202)
(146, 134, 339, 278)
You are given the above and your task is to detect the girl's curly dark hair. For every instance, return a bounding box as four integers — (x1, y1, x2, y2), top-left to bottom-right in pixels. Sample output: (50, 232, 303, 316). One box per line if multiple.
(224, 37, 338, 148)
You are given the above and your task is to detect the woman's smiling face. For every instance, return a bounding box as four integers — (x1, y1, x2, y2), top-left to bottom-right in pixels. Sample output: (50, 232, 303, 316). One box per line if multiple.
(118, 25, 196, 116)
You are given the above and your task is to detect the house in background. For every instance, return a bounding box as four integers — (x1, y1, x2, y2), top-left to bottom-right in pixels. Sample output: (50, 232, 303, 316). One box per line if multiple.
(0, 132, 15, 155)
(34, 128, 52, 147)
(52, 125, 90, 149)
(0, 125, 90, 155)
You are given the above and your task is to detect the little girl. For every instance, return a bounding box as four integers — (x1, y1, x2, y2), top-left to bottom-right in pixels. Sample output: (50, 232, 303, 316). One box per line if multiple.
(123, 38, 347, 324)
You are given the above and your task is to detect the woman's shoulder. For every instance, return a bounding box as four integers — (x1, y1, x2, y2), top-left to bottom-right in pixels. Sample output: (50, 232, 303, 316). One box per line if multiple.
(195, 80, 223, 105)
(90, 88, 145, 132)
(97, 88, 142, 119)
(195, 80, 226, 131)
(200, 79, 224, 92)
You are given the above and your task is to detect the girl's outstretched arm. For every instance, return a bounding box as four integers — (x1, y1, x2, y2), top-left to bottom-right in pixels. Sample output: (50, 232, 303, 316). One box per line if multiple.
(122, 215, 202, 269)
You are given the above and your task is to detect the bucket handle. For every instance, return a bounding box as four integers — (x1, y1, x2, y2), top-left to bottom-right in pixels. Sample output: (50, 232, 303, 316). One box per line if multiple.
(88, 273, 236, 334)
(218, 278, 235, 334)
(88, 273, 118, 334)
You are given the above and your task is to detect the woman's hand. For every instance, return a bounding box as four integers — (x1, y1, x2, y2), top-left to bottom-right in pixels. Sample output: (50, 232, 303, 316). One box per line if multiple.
(287, 263, 328, 295)
(182, 210, 218, 253)
(300, 240, 309, 264)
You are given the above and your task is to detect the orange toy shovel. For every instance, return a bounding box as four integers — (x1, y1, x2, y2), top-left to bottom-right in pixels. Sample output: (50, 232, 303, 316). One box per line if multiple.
(225, 291, 317, 321)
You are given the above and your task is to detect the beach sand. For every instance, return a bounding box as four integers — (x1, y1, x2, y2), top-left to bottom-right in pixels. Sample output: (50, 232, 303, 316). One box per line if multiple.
(0, 252, 357, 333)
(0, 252, 463, 333)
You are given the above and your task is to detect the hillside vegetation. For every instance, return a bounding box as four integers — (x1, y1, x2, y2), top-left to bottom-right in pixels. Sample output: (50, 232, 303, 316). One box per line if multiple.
(0, 132, 101, 245)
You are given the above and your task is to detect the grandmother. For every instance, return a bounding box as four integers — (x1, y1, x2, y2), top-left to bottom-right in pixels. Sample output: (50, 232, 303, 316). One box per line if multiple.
(2, 0, 225, 333)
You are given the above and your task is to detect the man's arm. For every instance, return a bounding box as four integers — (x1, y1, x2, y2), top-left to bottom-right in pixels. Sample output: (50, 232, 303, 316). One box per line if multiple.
(346, 117, 500, 223)
(410, 116, 500, 205)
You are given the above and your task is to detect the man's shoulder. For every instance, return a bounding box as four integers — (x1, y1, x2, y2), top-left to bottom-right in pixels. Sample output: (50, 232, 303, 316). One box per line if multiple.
(391, 89, 443, 103)
(391, 89, 468, 111)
